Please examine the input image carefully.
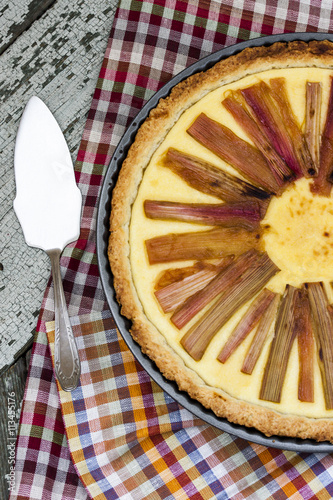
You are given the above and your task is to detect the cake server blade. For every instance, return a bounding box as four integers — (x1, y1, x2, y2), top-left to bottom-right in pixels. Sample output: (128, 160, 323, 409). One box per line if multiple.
(13, 96, 82, 391)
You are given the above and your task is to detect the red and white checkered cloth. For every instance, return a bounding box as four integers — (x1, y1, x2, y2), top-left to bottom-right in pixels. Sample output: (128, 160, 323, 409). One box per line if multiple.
(10, 1, 333, 499)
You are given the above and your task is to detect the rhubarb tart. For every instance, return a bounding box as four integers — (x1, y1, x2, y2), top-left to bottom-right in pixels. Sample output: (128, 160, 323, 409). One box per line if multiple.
(109, 40, 333, 442)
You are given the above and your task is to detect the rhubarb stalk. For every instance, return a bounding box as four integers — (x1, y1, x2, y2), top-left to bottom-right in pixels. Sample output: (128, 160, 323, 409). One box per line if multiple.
(305, 82, 322, 175)
(241, 82, 303, 178)
(145, 227, 263, 265)
(259, 285, 298, 403)
(217, 288, 277, 364)
(312, 77, 333, 196)
(223, 91, 292, 187)
(163, 148, 271, 205)
(154, 258, 233, 313)
(269, 78, 316, 178)
(144, 200, 262, 230)
(307, 282, 333, 409)
(180, 252, 279, 361)
(187, 113, 281, 193)
(241, 293, 280, 375)
(155, 262, 213, 289)
(172, 249, 261, 330)
(294, 288, 314, 403)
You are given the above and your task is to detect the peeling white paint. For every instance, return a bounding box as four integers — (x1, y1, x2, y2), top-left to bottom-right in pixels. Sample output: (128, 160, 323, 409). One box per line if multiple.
(0, 0, 118, 370)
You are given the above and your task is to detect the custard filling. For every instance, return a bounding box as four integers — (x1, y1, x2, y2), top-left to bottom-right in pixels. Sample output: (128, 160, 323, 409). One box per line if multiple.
(130, 67, 333, 418)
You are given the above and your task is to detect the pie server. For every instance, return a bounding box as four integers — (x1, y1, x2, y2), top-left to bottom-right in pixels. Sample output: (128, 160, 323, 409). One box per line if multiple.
(14, 96, 82, 391)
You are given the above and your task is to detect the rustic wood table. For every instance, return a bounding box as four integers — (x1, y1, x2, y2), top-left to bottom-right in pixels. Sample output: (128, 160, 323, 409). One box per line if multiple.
(0, 1, 118, 496)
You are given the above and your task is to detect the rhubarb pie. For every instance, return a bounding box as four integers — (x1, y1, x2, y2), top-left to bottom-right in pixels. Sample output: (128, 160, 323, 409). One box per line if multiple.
(109, 40, 333, 442)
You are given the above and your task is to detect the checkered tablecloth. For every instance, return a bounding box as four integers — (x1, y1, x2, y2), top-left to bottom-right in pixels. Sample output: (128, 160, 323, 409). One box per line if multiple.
(10, 1, 333, 499)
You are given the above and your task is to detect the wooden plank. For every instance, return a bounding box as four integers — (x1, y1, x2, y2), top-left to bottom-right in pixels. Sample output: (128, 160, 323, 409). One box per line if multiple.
(0, 348, 31, 499)
(0, 0, 118, 372)
(0, 0, 57, 55)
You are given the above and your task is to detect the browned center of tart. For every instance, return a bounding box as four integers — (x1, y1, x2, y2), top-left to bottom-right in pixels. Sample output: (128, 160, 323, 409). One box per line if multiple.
(262, 177, 333, 284)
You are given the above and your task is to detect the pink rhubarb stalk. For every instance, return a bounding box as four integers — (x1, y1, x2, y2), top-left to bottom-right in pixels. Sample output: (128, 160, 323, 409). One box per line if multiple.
(145, 226, 263, 265)
(144, 200, 262, 230)
(311, 77, 333, 196)
(155, 262, 213, 289)
(269, 78, 316, 178)
(172, 249, 260, 330)
(294, 288, 314, 403)
(180, 252, 279, 361)
(217, 288, 277, 364)
(155, 258, 233, 313)
(259, 285, 298, 403)
(241, 82, 303, 178)
(305, 82, 322, 176)
(307, 282, 333, 409)
(187, 113, 280, 193)
(241, 293, 280, 375)
(163, 148, 271, 208)
(223, 91, 292, 188)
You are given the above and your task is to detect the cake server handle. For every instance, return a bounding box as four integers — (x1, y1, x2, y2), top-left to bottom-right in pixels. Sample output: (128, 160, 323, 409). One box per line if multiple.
(47, 249, 81, 391)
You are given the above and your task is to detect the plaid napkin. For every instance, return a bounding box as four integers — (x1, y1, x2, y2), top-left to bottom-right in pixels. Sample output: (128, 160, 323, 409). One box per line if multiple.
(10, 1, 333, 499)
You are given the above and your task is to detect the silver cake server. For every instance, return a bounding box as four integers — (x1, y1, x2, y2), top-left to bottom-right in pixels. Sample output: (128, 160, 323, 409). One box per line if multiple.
(14, 96, 82, 391)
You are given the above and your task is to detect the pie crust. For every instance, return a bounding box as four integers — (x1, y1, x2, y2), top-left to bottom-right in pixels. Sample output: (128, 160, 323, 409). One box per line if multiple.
(109, 40, 333, 443)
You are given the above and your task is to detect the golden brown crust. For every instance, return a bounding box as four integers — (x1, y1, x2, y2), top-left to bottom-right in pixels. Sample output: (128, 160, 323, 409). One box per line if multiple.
(109, 40, 333, 443)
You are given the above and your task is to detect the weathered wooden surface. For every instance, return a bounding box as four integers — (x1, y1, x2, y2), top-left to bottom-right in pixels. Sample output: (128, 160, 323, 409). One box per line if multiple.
(0, 0, 118, 497)
(0, 0, 57, 55)
(1, 0, 118, 372)
(0, 350, 31, 498)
